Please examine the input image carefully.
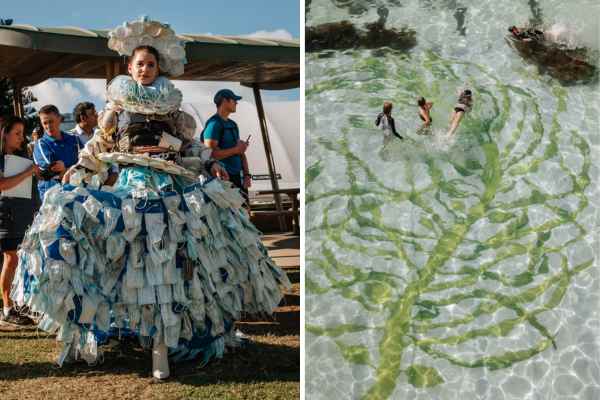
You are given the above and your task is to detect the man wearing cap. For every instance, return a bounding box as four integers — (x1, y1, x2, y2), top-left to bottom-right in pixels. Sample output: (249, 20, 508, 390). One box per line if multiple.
(202, 89, 251, 202)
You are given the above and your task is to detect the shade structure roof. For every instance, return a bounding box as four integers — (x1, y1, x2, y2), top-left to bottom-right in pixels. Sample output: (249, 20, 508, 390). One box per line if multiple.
(0, 24, 299, 89)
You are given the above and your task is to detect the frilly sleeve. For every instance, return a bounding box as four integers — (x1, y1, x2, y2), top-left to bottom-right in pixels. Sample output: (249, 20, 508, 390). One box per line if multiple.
(180, 138, 215, 176)
(98, 103, 120, 136)
(174, 110, 197, 142)
(174, 111, 216, 176)
(67, 104, 120, 186)
(77, 133, 115, 171)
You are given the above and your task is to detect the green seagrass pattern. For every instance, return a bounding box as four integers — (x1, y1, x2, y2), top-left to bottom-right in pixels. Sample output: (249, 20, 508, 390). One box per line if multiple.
(306, 51, 594, 399)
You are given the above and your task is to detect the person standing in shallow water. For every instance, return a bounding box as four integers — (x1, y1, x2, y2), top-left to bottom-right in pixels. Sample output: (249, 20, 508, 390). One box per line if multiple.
(375, 101, 403, 140)
(417, 96, 433, 134)
(447, 89, 473, 136)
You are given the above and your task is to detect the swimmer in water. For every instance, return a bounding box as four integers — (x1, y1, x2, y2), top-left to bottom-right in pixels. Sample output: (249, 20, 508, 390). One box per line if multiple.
(447, 89, 473, 136)
(375, 101, 403, 140)
(417, 96, 433, 134)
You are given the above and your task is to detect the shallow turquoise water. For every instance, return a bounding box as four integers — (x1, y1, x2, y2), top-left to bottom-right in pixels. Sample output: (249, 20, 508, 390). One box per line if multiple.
(306, 1, 600, 399)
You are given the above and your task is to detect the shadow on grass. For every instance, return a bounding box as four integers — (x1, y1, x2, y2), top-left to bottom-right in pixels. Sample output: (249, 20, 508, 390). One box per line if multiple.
(0, 333, 54, 340)
(236, 322, 299, 337)
(0, 335, 299, 385)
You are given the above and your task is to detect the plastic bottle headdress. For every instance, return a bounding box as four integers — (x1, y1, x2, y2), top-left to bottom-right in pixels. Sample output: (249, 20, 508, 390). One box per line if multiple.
(108, 17, 187, 77)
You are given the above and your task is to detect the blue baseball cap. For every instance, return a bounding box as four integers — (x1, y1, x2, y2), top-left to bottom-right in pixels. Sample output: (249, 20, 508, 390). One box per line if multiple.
(214, 89, 242, 105)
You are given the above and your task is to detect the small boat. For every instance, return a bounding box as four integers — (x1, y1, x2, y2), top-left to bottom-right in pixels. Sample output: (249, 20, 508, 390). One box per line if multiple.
(505, 27, 597, 84)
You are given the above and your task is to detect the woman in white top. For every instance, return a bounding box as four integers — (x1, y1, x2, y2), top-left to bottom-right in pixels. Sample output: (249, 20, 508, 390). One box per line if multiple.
(0, 117, 39, 327)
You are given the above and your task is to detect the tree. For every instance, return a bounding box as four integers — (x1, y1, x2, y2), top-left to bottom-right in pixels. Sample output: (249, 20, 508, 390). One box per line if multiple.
(0, 78, 38, 132)
(0, 18, 38, 131)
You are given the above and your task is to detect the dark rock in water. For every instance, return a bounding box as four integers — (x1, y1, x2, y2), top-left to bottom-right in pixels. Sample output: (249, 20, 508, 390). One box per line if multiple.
(316, 50, 337, 59)
(362, 20, 415, 49)
(306, 20, 417, 52)
(506, 35, 597, 84)
(306, 21, 362, 52)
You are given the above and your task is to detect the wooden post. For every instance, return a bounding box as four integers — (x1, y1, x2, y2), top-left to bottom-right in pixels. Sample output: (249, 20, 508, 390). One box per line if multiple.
(105, 59, 121, 84)
(12, 80, 24, 117)
(252, 84, 286, 231)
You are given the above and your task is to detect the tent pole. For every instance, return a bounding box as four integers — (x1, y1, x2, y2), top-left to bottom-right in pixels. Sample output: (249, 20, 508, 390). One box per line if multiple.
(252, 83, 286, 231)
(105, 61, 112, 85)
(105, 59, 120, 84)
(12, 80, 24, 117)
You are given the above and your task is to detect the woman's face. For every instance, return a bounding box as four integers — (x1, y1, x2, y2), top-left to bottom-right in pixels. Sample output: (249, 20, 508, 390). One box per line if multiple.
(128, 50, 159, 85)
(4, 123, 24, 152)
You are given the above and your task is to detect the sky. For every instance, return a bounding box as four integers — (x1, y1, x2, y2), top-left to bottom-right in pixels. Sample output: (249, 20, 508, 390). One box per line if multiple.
(1, 0, 300, 113)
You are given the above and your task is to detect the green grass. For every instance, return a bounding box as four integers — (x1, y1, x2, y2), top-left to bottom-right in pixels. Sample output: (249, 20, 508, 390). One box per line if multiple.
(0, 324, 299, 400)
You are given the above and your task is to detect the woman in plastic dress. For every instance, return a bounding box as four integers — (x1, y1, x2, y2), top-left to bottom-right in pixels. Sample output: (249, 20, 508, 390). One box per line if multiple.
(11, 18, 290, 379)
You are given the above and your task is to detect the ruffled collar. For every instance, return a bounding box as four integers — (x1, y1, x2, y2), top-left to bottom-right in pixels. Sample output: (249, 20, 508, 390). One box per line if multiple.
(106, 75, 182, 115)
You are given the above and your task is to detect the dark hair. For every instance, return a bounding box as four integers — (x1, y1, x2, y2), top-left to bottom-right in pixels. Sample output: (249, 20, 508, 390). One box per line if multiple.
(417, 97, 426, 107)
(215, 97, 226, 107)
(1, 116, 25, 154)
(73, 102, 96, 123)
(1, 116, 24, 136)
(38, 104, 61, 116)
(129, 45, 161, 65)
(383, 101, 393, 115)
(463, 89, 472, 96)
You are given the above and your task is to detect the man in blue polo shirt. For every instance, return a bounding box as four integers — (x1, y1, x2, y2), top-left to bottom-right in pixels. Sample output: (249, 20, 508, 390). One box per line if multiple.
(202, 89, 251, 202)
(33, 105, 82, 200)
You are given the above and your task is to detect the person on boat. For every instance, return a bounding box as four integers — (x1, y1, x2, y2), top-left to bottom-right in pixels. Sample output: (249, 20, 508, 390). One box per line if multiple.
(508, 26, 544, 42)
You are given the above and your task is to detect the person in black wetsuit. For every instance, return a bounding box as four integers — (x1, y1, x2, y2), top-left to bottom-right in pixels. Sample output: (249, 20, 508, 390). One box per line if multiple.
(375, 101, 403, 140)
